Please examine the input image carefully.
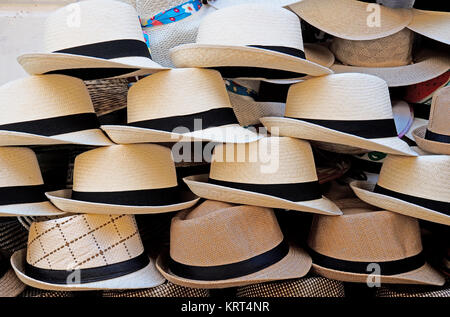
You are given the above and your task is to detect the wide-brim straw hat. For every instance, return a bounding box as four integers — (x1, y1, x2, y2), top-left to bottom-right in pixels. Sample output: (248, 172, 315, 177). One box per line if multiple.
(407, 9, 450, 45)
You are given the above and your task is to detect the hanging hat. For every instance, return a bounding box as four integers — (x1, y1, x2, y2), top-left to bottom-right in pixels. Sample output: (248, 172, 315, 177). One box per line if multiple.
(170, 4, 333, 80)
(413, 86, 450, 155)
(11, 214, 166, 291)
(261, 73, 417, 156)
(350, 155, 450, 226)
(17, 0, 167, 81)
(45, 144, 199, 215)
(102, 281, 210, 297)
(0, 252, 26, 297)
(183, 137, 341, 215)
(156, 200, 312, 288)
(0, 75, 112, 146)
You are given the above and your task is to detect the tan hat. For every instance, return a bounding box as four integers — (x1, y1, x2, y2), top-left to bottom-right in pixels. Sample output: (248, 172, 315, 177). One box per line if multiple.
(261, 73, 417, 156)
(170, 4, 332, 80)
(183, 137, 342, 215)
(102, 281, 210, 297)
(11, 214, 166, 291)
(156, 200, 312, 289)
(308, 202, 445, 286)
(350, 155, 450, 226)
(413, 86, 450, 155)
(0, 147, 65, 217)
(407, 9, 450, 45)
(102, 69, 261, 144)
(0, 75, 112, 146)
(45, 144, 199, 215)
(0, 252, 26, 297)
(17, 0, 167, 81)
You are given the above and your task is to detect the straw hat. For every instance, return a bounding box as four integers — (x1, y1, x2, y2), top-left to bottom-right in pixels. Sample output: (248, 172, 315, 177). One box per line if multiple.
(350, 155, 450, 226)
(183, 137, 342, 215)
(17, 0, 167, 80)
(45, 144, 199, 215)
(11, 214, 166, 291)
(156, 200, 312, 288)
(102, 281, 210, 297)
(0, 218, 28, 253)
(261, 73, 417, 156)
(308, 202, 446, 285)
(0, 252, 26, 297)
(170, 4, 332, 80)
(375, 281, 450, 297)
(413, 87, 450, 155)
(407, 8, 450, 45)
(0, 75, 112, 146)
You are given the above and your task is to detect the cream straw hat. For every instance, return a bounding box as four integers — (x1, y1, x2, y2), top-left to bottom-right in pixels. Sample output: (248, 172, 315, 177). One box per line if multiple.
(102, 68, 261, 144)
(0, 75, 112, 146)
(45, 144, 199, 215)
(261, 73, 417, 156)
(11, 214, 166, 291)
(17, 0, 167, 81)
(156, 200, 312, 289)
(0, 252, 26, 297)
(170, 4, 332, 80)
(350, 155, 450, 226)
(183, 137, 341, 215)
(0, 147, 65, 217)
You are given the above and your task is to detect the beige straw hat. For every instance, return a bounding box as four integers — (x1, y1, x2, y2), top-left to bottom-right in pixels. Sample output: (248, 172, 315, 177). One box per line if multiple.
(183, 137, 342, 215)
(45, 144, 199, 215)
(0, 75, 112, 146)
(17, 0, 167, 81)
(261, 73, 417, 156)
(0, 147, 65, 217)
(0, 252, 26, 297)
(350, 155, 450, 226)
(408, 9, 450, 45)
(170, 4, 332, 80)
(156, 200, 312, 289)
(11, 214, 166, 291)
(413, 86, 450, 155)
(102, 68, 261, 144)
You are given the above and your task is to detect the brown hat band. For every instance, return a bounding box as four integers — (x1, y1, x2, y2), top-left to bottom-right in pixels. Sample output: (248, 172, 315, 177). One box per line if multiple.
(425, 129, 450, 143)
(0, 184, 47, 206)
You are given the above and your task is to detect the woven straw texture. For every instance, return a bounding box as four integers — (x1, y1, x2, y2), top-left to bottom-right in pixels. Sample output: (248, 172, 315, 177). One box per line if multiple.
(85, 78, 129, 117)
(376, 279, 450, 297)
(102, 281, 210, 297)
(20, 287, 74, 298)
(0, 267, 27, 297)
(0, 219, 28, 253)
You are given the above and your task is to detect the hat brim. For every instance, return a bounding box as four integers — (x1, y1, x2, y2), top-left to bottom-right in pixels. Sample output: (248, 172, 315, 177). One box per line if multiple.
(412, 125, 450, 155)
(0, 201, 67, 217)
(183, 174, 342, 215)
(260, 117, 417, 156)
(11, 249, 166, 291)
(405, 118, 428, 141)
(156, 244, 311, 289)
(350, 181, 450, 226)
(0, 268, 27, 297)
(45, 189, 200, 215)
(408, 9, 450, 45)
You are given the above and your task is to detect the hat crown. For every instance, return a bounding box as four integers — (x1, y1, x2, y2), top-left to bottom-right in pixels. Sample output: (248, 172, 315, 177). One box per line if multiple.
(170, 201, 284, 266)
(26, 214, 144, 270)
(0, 147, 43, 187)
(73, 144, 177, 192)
(427, 86, 450, 135)
(285, 73, 394, 120)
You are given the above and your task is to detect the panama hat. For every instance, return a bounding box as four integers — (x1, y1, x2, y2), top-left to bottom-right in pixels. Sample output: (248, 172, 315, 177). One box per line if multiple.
(350, 155, 450, 226)
(261, 73, 417, 156)
(0, 252, 26, 297)
(413, 87, 450, 155)
(183, 137, 342, 215)
(102, 281, 210, 297)
(11, 214, 166, 291)
(0, 75, 112, 146)
(102, 68, 261, 144)
(0, 218, 28, 253)
(17, 0, 167, 81)
(45, 144, 199, 215)
(156, 200, 312, 288)
(170, 4, 332, 80)
(375, 281, 450, 297)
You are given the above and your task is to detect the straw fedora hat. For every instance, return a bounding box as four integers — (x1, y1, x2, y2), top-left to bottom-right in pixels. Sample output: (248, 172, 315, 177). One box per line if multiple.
(413, 87, 450, 155)
(0, 252, 26, 297)
(170, 4, 333, 80)
(45, 144, 199, 215)
(0, 75, 112, 146)
(183, 137, 342, 215)
(11, 214, 166, 291)
(17, 0, 167, 81)
(0, 147, 65, 217)
(156, 200, 312, 288)
(0, 218, 28, 253)
(102, 68, 261, 144)
(350, 155, 450, 226)
(261, 73, 417, 156)
(102, 281, 210, 297)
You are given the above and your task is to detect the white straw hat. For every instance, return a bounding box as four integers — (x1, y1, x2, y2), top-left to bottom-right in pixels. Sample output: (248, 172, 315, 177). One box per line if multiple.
(261, 73, 417, 156)
(11, 214, 166, 291)
(170, 4, 332, 80)
(350, 155, 450, 226)
(183, 137, 342, 215)
(102, 68, 261, 144)
(0, 75, 112, 146)
(17, 0, 167, 81)
(407, 8, 450, 45)
(45, 144, 199, 215)
(0, 147, 65, 217)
